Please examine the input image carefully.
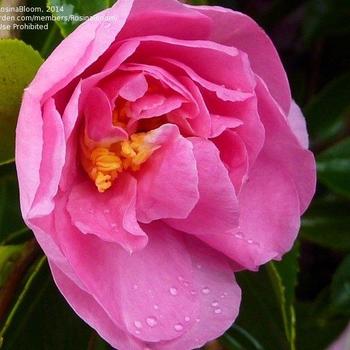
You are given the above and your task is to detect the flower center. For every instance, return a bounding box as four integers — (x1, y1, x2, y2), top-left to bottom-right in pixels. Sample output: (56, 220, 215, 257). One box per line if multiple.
(80, 130, 153, 193)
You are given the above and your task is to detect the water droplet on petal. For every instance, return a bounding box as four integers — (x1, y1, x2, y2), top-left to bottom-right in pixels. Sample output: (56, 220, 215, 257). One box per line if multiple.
(111, 223, 117, 228)
(135, 330, 141, 335)
(211, 301, 219, 307)
(146, 317, 157, 327)
(183, 281, 189, 287)
(134, 320, 142, 329)
(174, 323, 183, 332)
(103, 209, 110, 214)
(169, 287, 178, 296)
(247, 239, 254, 244)
(133, 284, 138, 290)
(196, 264, 202, 269)
(214, 308, 222, 314)
(184, 316, 190, 322)
(201, 287, 210, 295)
(153, 304, 159, 310)
(196, 318, 200, 323)
(190, 290, 197, 295)
(178, 276, 184, 282)
(235, 232, 243, 239)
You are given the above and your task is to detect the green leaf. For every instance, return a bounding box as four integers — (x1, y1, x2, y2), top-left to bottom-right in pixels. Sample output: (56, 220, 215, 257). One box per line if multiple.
(300, 196, 350, 251)
(270, 244, 299, 347)
(47, 0, 110, 37)
(296, 299, 348, 350)
(0, 245, 24, 288)
(21, 0, 64, 57)
(330, 254, 350, 315)
(235, 250, 299, 350)
(0, 39, 43, 165)
(0, 257, 112, 349)
(317, 137, 350, 197)
(303, 0, 350, 44)
(0, 163, 26, 242)
(305, 72, 350, 145)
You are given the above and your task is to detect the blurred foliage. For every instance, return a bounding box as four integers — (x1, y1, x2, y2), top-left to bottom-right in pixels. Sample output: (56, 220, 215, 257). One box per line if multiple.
(47, 0, 110, 37)
(0, 0, 349, 349)
(0, 39, 43, 164)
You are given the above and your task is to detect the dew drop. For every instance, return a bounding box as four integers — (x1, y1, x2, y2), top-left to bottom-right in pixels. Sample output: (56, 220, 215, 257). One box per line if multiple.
(195, 318, 200, 323)
(111, 223, 117, 228)
(211, 301, 219, 307)
(201, 287, 210, 295)
(169, 287, 178, 296)
(235, 232, 243, 239)
(134, 320, 142, 329)
(183, 281, 189, 287)
(214, 308, 222, 314)
(184, 316, 190, 322)
(190, 290, 197, 295)
(247, 239, 254, 244)
(174, 323, 183, 332)
(103, 209, 110, 214)
(146, 317, 157, 327)
(135, 330, 141, 335)
(178, 276, 184, 282)
(153, 304, 159, 310)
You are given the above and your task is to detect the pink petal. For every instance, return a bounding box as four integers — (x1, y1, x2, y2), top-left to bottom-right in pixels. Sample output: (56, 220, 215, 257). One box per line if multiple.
(210, 114, 243, 138)
(287, 100, 309, 149)
(67, 173, 148, 253)
(154, 56, 254, 102)
(256, 77, 316, 213)
(50, 262, 144, 350)
(84, 87, 128, 143)
(28, 98, 65, 218)
(195, 153, 301, 270)
(118, 73, 149, 102)
(16, 91, 44, 217)
(155, 234, 241, 350)
(201, 89, 265, 167)
(194, 5, 291, 114)
(136, 124, 199, 223)
(54, 213, 198, 343)
(213, 130, 249, 193)
(118, 0, 212, 41)
(29, 0, 134, 99)
(166, 138, 239, 236)
(131, 36, 255, 94)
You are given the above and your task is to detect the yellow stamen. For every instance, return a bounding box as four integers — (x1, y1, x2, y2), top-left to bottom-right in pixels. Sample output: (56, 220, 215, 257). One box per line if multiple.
(81, 132, 154, 192)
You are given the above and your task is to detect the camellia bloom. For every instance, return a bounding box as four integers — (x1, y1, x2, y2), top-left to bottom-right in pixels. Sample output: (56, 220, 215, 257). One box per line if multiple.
(16, 0, 316, 349)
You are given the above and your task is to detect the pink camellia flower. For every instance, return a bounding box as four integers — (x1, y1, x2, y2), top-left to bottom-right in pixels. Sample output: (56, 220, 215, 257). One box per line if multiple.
(16, 0, 316, 348)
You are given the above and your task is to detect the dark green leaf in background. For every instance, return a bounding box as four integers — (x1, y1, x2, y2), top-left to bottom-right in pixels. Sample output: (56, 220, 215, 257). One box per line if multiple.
(0, 39, 43, 165)
(301, 195, 350, 251)
(317, 137, 350, 197)
(0, 257, 112, 350)
(0, 164, 26, 243)
(234, 246, 299, 350)
(305, 72, 350, 146)
(47, 0, 110, 37)
(330, 254, 350, 316)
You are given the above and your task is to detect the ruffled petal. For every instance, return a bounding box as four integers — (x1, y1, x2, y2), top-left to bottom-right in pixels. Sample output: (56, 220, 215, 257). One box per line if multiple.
(166, 138, 239, 236)
(193, 5, 291, 113)
(136, 124, 199, 223)
(67, 173, 148, 253)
